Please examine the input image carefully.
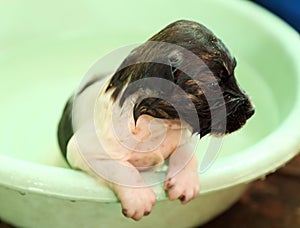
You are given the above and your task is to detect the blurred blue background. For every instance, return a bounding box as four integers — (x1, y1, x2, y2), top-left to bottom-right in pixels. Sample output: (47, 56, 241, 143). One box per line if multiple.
(252, 0, 300, 32)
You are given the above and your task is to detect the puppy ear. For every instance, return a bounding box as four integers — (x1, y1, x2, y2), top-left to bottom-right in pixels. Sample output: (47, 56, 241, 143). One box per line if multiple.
(133, 97, 178, 124)
(105, 47, 140, 101)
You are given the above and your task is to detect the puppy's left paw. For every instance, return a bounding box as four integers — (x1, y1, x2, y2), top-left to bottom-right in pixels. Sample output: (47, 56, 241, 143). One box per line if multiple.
(164, 168, 199, 204)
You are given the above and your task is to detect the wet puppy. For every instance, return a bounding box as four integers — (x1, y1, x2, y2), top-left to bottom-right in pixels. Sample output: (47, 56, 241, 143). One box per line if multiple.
(58, 20, 254, 221)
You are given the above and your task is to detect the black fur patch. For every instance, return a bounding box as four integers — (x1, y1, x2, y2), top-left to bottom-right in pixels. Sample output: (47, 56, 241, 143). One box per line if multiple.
(105, 20, 253, 136)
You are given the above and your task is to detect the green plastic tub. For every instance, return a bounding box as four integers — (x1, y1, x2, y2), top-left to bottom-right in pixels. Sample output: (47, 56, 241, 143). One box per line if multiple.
(0, 0, 300, 227)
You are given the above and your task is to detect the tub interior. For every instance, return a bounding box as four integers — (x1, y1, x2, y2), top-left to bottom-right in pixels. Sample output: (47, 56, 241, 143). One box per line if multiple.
(0, 0, 298, 169)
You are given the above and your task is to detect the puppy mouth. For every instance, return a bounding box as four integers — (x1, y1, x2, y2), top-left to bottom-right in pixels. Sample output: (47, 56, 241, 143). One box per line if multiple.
(210, 96, 255, 135)
(225, 98, 254, 133)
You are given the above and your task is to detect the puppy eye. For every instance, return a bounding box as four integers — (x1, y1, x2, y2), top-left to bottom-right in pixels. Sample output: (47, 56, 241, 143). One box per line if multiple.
(168, 50, 182, 64)
(220, 69, 228, 78)
(207, 82, 219, 90)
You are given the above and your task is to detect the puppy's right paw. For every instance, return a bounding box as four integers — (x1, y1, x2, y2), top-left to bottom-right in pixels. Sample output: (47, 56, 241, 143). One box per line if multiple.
(113, 185, 156, 221)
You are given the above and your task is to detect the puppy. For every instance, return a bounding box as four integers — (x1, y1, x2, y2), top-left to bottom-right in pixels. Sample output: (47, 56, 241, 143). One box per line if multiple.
(58, 20, 254, 221)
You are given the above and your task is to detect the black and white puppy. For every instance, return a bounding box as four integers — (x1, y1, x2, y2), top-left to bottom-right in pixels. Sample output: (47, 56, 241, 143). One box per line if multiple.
(58, 20, 254, 221)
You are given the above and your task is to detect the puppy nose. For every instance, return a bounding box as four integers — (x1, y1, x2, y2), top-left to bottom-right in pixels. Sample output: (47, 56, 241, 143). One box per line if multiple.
(237, 96, 255, 119)
(245, 108, 255, 119)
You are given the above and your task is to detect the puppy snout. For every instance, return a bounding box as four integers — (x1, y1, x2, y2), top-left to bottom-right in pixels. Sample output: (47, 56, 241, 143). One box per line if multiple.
(224, 90, 254, 116)
(238, 96, 255, 118)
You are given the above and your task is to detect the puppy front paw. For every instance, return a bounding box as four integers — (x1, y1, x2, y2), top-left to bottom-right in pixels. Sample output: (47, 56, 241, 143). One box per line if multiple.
(113, 185, 156, 221)
(164, 168, 200, 204)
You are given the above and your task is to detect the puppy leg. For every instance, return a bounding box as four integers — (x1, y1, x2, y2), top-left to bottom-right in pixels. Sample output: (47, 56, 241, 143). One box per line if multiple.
(67, 126, 156, 221)
(110, 173, 156, 221)
(86, 158, 156, 221)
(164, 142, 200, 204)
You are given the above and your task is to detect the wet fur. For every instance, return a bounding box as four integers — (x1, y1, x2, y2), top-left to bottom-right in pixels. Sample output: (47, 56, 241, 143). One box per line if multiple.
(58, 19, 254, 154)
(105, 20, 254, 137)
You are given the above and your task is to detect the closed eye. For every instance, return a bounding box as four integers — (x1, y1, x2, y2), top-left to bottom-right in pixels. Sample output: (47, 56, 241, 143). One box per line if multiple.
(168, 50, 183, 65)
(169, 65, 177, 81)
(207, 81, 219, 90)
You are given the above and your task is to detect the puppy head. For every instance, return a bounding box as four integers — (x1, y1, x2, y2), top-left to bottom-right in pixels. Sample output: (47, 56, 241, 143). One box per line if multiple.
(106, 20, 254, 137)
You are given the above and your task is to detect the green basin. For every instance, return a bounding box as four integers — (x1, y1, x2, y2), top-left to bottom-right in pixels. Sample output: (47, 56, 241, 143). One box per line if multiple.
(0, 0, 300, 227)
